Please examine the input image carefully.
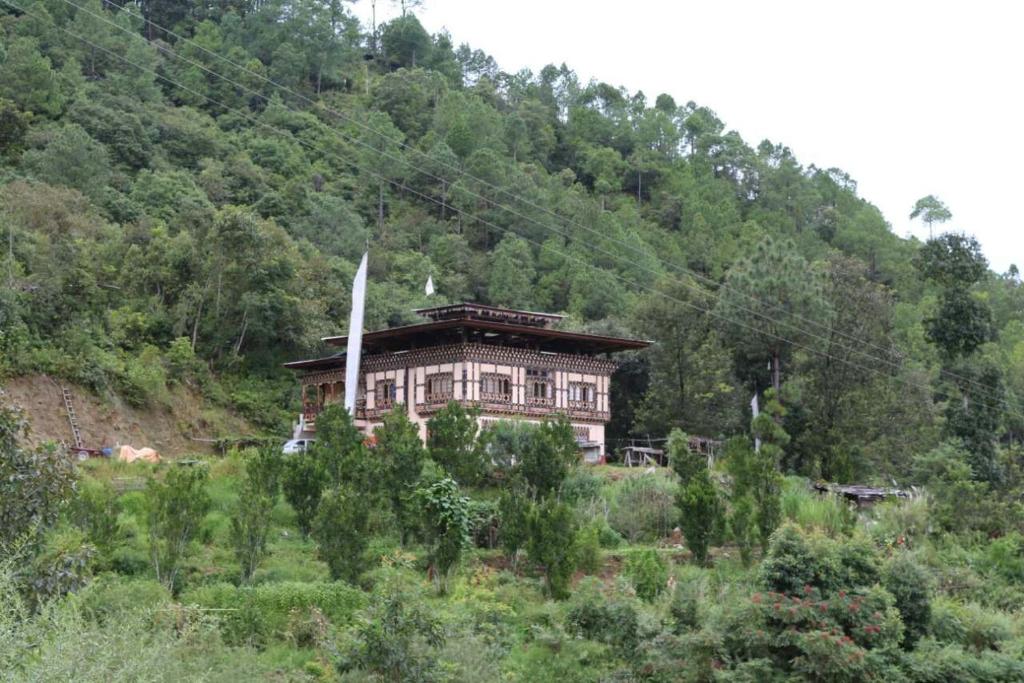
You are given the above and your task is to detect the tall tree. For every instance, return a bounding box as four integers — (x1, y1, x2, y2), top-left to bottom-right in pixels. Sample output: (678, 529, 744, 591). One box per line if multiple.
(716, 235, 830, 394)
(910, 195, 952, 238)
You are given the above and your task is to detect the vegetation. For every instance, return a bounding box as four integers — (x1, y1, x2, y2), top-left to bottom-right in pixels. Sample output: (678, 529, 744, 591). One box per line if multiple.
(1, 1, 1024, 679)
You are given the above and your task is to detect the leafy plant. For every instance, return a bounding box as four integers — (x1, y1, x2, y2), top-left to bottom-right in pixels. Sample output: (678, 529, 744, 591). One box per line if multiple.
(146, 465, 211, 592)
(426, 401, 485, 485)
(625, 548, 669, 602)
(231, 446, 283, 583)
(311, 486, 370, 584)
(414, 477, 471, 594)
(527, 497, 578, 599)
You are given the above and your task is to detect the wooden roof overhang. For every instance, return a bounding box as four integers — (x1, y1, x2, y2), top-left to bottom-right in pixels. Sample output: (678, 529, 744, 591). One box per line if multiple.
(319, 318, 651, 356)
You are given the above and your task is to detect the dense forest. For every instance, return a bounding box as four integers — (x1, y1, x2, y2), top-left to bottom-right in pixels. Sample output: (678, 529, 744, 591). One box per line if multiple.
(2, 1, 1024, 681)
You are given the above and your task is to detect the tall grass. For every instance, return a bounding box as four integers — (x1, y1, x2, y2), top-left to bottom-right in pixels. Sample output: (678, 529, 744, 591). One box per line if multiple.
(780, 477, 855, 537)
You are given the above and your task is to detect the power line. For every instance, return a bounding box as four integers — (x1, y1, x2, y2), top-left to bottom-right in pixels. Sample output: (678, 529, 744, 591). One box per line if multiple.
(74, 0, 1014, 406)
(4, 0, 1018, 423)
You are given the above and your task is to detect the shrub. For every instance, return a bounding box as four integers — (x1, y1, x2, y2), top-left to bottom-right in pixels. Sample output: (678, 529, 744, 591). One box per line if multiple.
(608, 474, 676, 543)
(231, 446, 282, 583)
(146, 464, 211, 593)
(78, 575, 171, 623)
(374, 408, 426, 543)
(760, 524, 818, 595)
(336, 588, 445, 683)
(467, 498, 499, 549)
(498, 487, 531, 563)
(0, 401, 77, 549)
(882, 552, 931, 647)
(669, 574, 704, 633)
(625, 548, 669, 602)
(312, 486, 370, 584)
(515, 416, 580, 499)
(575, 523, 602, 575)
(426, 401, 485, 485)
(560, 469, 604, 506)
(281, 451, 327, 537)
(678, 468, 723, 565)
(527, 498, 578, 600)
(414, 477, 471, 594)
(565, 584, 639, 658)
(182, 581, 366, 646)
(69, 476, 120, 558)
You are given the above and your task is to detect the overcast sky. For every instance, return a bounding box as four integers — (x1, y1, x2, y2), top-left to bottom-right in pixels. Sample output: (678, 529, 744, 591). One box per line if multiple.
(353, 0, 1022, 272)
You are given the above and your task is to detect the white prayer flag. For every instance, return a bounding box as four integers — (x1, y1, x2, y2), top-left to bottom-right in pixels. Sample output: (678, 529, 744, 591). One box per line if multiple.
(751, 393, 761, 452)
(344, 252, 368, 415)
(425, 274, 435, 296)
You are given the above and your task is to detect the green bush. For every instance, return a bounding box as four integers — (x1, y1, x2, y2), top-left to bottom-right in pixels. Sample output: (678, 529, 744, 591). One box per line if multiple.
(68, 476, 120, 557)
(608, 474, 676, 543)
(560, 469, 604, 506)
(882, 552, 932, 647)
(624, 548, 669, 602)
(565, 583, 639, 658)
(181, 581, 367, 646)
(575, 523, 602, 575)
(312, 486, 370, 584)
(678, 468, 723, 565)
(79, 575, 172, 622)
(527, 498, 578, 600)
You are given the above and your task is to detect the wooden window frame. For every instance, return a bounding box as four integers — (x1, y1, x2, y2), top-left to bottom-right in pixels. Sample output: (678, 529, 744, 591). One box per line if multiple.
(375, 378, 397, 409)
(480, 372, 513, 403)
(425, 372, 454, 404)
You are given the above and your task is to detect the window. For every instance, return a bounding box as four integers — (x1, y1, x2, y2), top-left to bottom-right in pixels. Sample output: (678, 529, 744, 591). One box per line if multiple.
(480, 373, 512, 402)
(375, 378, 397, 409)
(425, 373, 454, 403)
(572, 425, 590, 442)
(526, 368, 554, 406)
(568, 382, 597, 410)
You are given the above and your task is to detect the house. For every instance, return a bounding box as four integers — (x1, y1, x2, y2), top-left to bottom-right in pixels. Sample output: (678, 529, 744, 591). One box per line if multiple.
(285, 303, 650, 458)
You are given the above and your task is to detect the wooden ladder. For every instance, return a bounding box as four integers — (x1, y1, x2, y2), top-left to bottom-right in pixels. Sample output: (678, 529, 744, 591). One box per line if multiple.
(61, 387, 84, 450)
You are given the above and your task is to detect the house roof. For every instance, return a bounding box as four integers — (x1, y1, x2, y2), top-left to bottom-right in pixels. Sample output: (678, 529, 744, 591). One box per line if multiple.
(320, 317, 650, 355)
(285, 303, 650, 370)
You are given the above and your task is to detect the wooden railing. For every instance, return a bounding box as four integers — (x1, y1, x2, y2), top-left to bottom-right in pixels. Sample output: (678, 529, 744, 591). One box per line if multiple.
(568, 399, 597, 411)
(480, 391, 512, 403)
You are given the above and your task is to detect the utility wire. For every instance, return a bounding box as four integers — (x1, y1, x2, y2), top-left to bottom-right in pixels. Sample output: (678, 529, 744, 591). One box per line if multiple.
(77, 0, 1014, 406)
(5, 0, 1018, 423)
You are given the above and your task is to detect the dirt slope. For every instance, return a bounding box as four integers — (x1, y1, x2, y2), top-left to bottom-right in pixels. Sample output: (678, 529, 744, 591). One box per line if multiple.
(1, 374, 258, 457)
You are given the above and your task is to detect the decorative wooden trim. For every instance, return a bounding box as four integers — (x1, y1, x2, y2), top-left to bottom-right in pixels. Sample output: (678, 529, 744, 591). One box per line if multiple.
(360, 343, 618, 374)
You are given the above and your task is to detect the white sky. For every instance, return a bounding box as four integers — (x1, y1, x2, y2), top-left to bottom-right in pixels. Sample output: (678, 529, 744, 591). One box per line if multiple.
(353, 0, 1023, 272)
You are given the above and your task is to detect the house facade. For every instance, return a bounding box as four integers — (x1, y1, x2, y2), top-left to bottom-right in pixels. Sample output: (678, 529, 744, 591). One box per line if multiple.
(285, 303, 649, 459)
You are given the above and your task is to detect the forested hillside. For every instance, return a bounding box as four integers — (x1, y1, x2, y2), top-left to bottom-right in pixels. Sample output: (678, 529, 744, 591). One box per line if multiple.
(2, 0, 1022, 470)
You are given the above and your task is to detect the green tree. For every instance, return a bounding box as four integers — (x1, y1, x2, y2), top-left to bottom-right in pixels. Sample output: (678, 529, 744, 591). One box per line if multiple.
(882, 552, 931, 647)
(497, 485, 530, 565)
(527, 497, 578, 599)
(414, 477, 471, 594)
(312, 485, 370, 584)
(677, 467, 721, 566)
(338, 588, 445, 683)
(0, 37, 64, 116)
(147, 465, 211, 592)
(487, 235, 535, 309)
(23, 124, 111, 199)
(426, 401, 484, 485)
(374, 407, 427, 543)
(910, 194, 952, 238)
(281, 452, 327, 537)
(230, 447, 282, 583)
(715, 235, 829, 393)
(0, 402, 76, 551)
(516, 416, 579, 500)
(749, 390, 786, 551)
